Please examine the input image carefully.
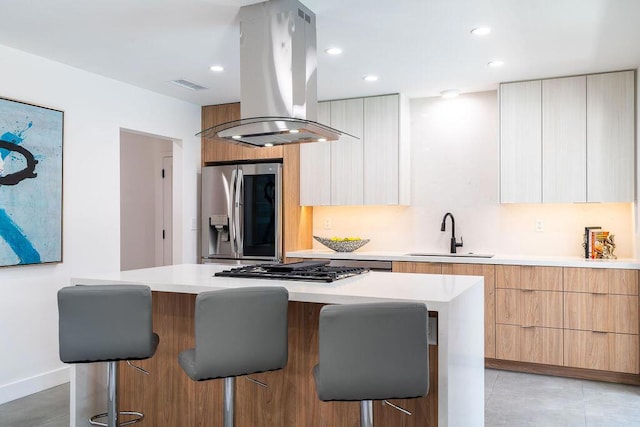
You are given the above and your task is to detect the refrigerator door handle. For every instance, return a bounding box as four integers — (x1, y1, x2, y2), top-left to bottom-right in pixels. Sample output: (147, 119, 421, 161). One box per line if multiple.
(235, 168, 244, 256)
(229, 168, 238, 254)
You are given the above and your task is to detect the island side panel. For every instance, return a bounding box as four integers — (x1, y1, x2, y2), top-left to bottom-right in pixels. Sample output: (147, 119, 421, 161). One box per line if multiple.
(117, 293, 438, 426)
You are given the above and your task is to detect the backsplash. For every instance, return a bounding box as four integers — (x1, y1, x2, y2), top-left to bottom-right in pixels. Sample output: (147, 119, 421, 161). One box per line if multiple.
(311, 90, 635, 259)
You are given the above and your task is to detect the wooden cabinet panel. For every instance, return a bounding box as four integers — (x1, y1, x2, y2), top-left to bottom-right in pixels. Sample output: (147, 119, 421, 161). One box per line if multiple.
(392, 262, 443, 274)
(564, 267, 638, 295)
(496, 265, 562, 291)
(201, 103, 284, 164)
(565, 292, 638, 334)
(564, 330, 639, 374)
(496, 289, 562, 328)
(496, 324, 563, 365)
(500, 80, 542, 203)
(442, 263, 496, 358)
(542, 76, 587, 203)
(586, 70, 635, 202)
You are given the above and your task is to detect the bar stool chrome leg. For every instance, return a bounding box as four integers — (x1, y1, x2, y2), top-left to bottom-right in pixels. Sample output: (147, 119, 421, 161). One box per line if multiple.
(224, 377, 235, 427)
(89, 361, 145, 427)
(360, 400, 373, 427)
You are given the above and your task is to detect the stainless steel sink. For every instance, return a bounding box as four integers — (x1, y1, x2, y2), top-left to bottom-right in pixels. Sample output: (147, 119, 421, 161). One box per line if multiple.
(405, 252, 494, 258)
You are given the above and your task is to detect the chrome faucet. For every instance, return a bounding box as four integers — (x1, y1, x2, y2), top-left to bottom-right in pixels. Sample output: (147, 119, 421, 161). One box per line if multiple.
(441, 212, 463, 254)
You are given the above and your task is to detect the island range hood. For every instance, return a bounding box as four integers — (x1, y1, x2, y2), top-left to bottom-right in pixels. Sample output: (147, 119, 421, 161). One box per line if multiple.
(198, 0, 355, 147)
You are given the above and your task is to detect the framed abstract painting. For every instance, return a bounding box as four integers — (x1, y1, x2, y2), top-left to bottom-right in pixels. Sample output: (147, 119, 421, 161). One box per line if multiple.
(0, 97, 63, 267)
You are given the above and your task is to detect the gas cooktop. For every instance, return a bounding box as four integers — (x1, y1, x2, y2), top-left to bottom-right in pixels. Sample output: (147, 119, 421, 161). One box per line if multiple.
(214, 261, 369, 283)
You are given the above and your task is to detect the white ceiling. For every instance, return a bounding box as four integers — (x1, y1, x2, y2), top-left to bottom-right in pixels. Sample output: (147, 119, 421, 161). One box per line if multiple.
(1, 0, 639, 106)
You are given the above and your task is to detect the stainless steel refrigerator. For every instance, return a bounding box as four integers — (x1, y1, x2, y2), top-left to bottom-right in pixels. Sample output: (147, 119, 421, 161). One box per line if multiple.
(201, 162, 282, 263)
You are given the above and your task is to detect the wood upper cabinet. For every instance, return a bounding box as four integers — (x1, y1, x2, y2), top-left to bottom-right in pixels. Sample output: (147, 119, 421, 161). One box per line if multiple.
(500, 70, 635, 203)
(299, 94, 409, 206)
(299, 101, 331, 206)
(201, 103, 283, 164)
(586, 71, 635, 202)
(500, 80, 542, 203)
(331, 98, 364, 205)
(542, 76, 587, 203)
(442, 263, 496, 359)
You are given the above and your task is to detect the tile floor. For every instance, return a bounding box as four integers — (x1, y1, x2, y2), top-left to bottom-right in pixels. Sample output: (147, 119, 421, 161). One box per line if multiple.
(1, 369, 640, 426)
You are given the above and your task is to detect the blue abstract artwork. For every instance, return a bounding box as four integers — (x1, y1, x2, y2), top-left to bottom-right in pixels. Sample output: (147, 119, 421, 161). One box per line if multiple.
(0, 97, 63, 267)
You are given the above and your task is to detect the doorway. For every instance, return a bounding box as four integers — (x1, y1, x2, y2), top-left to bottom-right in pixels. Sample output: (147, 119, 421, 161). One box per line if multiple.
(119, 130, 173, 271)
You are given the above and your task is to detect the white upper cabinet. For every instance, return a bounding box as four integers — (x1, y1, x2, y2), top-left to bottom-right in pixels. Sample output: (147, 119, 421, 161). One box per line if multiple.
(330, 98, 364, 205)
(299, 94, 410, 206)
(500, 80, 542, 203)
(500, 70, 635, 204)
(542, 76, 587, 203)
(299, 102, 331, 206)
(586, 71, 635, 202)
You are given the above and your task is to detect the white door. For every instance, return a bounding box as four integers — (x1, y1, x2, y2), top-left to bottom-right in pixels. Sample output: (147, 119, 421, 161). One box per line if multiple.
(162, 155, 173, 265)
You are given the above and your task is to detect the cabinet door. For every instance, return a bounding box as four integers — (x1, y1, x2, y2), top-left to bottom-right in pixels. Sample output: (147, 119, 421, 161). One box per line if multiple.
(542, 76, 587, 202)
(363, 95, 399, 205)
(564, 330, 639, 373)
(299, 101, 331, 205)
(500, 80, 542, 203)
(330, 98, 364, 205)
(496, 324, 563, 365)
(587, 70, 635, 202)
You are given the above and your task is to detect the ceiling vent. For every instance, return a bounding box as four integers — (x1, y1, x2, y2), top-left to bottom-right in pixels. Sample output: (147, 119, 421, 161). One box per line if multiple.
(169, 79, 208, 91)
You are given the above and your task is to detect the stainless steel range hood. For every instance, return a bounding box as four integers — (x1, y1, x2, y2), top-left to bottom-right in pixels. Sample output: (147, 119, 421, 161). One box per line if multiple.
(198, 0, 355, 147)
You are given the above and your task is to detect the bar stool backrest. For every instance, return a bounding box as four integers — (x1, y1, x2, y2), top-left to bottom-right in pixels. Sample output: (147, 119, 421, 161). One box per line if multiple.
(192, 286, 289, 380)
(58, 284, 156, 363)
(315, 302, 429, 401)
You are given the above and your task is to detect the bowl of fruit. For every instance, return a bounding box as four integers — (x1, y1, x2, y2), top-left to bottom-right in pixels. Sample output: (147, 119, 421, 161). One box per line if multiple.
(313, 236, 370, 252)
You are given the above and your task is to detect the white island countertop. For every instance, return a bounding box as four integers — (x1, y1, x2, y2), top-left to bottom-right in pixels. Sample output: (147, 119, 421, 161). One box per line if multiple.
(71, 263, 485, 427)
(287, 249, 640, 269)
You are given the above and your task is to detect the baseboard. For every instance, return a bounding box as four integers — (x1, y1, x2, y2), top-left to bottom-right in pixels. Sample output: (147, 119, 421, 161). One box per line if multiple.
(0, 366, 70, 405)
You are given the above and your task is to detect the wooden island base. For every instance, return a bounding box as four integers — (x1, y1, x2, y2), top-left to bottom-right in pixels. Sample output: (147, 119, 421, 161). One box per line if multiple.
(118, 292, 438, 426)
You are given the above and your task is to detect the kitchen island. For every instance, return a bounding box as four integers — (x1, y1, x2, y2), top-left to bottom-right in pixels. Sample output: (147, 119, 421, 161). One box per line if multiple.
(70, 263, 484, 427)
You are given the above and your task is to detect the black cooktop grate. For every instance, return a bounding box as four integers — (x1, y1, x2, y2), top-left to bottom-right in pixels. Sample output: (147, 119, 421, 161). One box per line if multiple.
(214, 261, 369, 283)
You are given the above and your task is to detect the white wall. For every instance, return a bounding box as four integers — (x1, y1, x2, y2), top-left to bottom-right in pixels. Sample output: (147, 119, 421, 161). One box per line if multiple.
(0, 44, 201, 403)
(120, 131, 172, 271)
(313, 90, 635, 258)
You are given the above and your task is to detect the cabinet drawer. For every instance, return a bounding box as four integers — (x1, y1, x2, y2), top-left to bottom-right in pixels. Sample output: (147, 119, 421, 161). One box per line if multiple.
(564, 267, 638, 295)
(564, 292, 638, 334)
(564, 329, 639, 374)
(496, 289, 563, 328)
(496, 265, 562, 291)
(496, 324, 563, 365)
(392, 262, 443, 274)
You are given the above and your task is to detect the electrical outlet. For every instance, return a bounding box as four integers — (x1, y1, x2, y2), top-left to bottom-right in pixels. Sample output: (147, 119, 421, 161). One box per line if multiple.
(535, 219, 544, 232)
(324, 218, 332, 230)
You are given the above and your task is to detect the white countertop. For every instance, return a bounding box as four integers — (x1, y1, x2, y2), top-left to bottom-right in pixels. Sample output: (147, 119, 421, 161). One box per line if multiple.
(71, 263, 482, 310)
(287, 249, 640, 269)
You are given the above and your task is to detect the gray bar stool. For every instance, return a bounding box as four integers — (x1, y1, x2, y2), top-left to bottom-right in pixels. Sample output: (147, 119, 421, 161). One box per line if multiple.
(178, 287, 289, 427)
(58, 285, 159, 427)
(313, 302, 429, 427)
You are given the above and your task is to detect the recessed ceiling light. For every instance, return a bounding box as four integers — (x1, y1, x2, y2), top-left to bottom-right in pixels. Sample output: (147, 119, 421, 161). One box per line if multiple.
(488, 60, 505, 68)
(325, 47, 342, 55)
(440, 89, 461, 99)
(209, 65, 224, 72)
(231, 135, 242, 140)
(470, 26, 491, 36)
(363, 75, 379, 82)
